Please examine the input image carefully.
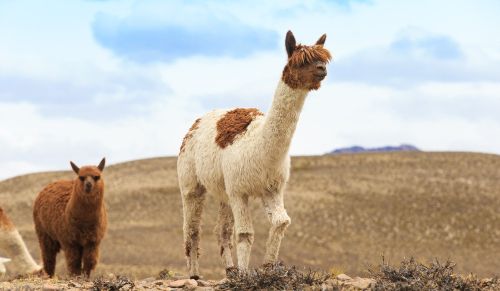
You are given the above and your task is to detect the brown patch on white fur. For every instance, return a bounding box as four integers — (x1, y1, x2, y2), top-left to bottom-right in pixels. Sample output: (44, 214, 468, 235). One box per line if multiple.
(215, 108, 263, 148)
(180, 118, 201, 153)
(0, 207, 15, 231)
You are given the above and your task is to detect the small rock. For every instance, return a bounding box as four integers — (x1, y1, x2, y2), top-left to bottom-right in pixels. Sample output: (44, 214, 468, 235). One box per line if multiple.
(42, 284, 63, 291)
(336, 274, 352, 281)
(197, 280, 212, 287)
(347, 278, 376, 289)
(143, 277, 156, 282)
(169, 279, 198, 288)
(185, 279, 198, 287)
(216, 278, 229, 285)
(68, 281, 83, 288)
(194, 287, 214, 291)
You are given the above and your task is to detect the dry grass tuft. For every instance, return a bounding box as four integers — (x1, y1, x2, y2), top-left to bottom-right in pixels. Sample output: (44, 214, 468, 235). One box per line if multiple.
(92, 275, 134, 291)
(157, 268, 174, 280)
(369, 257, 500, 291)
(218, 262, 333, 290)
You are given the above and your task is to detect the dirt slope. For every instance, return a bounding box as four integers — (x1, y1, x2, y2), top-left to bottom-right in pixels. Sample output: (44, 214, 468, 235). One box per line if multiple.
(1, 152, 499, 279)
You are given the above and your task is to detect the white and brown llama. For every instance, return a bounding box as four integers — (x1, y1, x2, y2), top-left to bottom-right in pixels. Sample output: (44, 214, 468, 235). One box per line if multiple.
(177, 30, 332, 279)
(0, 207, 42, 275)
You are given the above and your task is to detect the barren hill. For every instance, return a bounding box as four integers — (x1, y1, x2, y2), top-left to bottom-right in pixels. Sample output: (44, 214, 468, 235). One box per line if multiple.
(1, 152, 499, 280)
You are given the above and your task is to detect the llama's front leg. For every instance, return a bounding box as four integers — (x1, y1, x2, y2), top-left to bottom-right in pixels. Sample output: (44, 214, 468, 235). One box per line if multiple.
(181, 184, 206, 279)
(262, 193, 291, 264)
(82, 243, 99, 277)
(228, 194, 254, 271)
(63, 245, 83, 276)
(215, 202, 235, 270)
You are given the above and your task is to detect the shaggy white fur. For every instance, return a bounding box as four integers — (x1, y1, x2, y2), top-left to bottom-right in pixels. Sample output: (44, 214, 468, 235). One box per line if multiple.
(178, 81, 309, 277)
(178, 31, 330, 279)
(0, 228, 41, 275)
(0, 257, 10, 274)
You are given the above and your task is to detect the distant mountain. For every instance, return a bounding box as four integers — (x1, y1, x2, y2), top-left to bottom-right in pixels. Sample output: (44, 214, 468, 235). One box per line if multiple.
(329, 144, 420, 155)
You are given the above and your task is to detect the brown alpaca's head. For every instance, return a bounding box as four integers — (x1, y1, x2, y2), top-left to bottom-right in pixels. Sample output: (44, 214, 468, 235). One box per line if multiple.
(282, 30, 332, 91)
(70, 158, 106, 195)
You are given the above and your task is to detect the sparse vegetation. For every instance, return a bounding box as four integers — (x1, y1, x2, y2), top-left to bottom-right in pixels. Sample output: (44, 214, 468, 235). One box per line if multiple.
(217, 262, 333, 290)
(369, 257, 500, 291)
(157, 268, 174, 279)
(92, 275, 134, 291)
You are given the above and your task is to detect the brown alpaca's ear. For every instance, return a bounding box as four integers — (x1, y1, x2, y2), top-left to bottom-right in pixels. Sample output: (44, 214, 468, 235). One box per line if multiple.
(285, 30, 296, 58)
(316, 34, 327, 46)
(97, 158, 106, 172)
(70, 161, 80, 174)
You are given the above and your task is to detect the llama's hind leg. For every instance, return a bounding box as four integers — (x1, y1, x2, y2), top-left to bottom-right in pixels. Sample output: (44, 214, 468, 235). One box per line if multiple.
(181, 183, 206, 279)
(215, 202, 235, 271)
(63, 244, 83, 276)
(228, 193, 254, 271)
(262, 192, 291, 264)
(37, 233, 60, 277)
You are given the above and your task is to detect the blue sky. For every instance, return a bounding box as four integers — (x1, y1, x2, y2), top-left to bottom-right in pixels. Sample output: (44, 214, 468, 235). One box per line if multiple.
(1, 0, 500, 179)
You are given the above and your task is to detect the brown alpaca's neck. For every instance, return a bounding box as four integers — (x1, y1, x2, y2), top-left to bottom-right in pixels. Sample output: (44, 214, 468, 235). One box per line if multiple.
(66, 183, 104, 224)
(259, 80, 308, 161)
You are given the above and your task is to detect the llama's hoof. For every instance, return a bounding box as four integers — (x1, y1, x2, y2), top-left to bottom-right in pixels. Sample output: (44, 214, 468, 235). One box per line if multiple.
(225, 267, 239, 278)
(190, 275, 200, 280)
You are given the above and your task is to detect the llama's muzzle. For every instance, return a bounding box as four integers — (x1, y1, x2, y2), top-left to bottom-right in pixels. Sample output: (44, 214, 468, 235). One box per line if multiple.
(314, 63, 327, 80)
(84, 182, 92, 193)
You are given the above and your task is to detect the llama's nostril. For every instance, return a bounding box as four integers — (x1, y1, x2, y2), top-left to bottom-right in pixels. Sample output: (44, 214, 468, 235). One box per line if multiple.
(316, 64, 326, 71)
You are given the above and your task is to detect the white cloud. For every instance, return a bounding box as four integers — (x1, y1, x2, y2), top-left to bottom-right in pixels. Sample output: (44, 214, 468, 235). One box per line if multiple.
(1, 0, 500, 180)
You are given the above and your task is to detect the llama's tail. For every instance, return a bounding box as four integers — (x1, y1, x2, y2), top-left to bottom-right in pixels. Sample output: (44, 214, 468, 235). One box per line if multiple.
(0, 207, 42, 275)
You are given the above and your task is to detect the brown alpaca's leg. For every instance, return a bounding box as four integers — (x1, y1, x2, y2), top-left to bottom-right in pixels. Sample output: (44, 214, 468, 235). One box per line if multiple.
(181, 183, 206, 280)
(63, 245, 83, 276)
(37, 232, 60, 277)
(228, 193, 254, 271)
(262, 192, 291, 264)
(215, 202, 235, 272)
(82, 244, 99, 277)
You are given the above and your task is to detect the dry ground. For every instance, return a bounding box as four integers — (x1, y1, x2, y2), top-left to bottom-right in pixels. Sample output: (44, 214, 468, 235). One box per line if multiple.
(1, 152, 499, 280)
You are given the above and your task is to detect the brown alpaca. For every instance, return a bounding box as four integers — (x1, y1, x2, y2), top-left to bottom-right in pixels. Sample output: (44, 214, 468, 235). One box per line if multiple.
(33, 158, 107, 277)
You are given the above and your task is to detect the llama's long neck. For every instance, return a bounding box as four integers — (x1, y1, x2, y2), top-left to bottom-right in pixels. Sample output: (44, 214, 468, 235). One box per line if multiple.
(0, 229, 41, 274)
(259, 80, 308, 162)
(66, 186, 104, 224)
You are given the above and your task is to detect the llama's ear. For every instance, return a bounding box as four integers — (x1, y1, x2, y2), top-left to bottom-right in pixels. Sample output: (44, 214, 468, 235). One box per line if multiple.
(70, 161, 80, 174)
(285, 30, 296, 58)
(316, 34, 327, 46)
(97, 158, 106, 172)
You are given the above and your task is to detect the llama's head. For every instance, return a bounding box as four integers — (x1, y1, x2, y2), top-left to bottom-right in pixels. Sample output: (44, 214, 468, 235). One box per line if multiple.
(282, 30, 332, 91)
(70, 158, 106, 195)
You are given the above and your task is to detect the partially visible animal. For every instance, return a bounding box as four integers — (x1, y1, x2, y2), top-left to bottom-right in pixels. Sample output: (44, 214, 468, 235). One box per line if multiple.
(0, 207, 41, 275)
(0, 257, 9, 275)
(177, 30, 331, 279)
(33, 158, 107, 277)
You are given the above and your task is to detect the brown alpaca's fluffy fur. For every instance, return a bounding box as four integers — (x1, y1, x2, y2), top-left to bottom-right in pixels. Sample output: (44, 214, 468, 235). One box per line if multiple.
(33, 159, 107, 277)
(215, 108, 263, 148)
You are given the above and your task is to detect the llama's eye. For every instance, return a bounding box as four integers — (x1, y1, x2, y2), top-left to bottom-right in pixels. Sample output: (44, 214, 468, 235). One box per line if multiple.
(79, 176, 85, 181)
(93, 176, 100, 181)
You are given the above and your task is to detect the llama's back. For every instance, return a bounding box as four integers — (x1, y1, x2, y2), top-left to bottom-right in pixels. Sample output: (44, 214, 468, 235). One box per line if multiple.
(178, 108, 266, 198)
(33, 180, 73, 239)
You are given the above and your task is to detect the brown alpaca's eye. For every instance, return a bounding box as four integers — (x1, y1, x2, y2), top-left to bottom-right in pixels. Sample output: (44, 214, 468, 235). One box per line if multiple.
(93, 176, 100, 181)
(79, 176, 85, 181)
